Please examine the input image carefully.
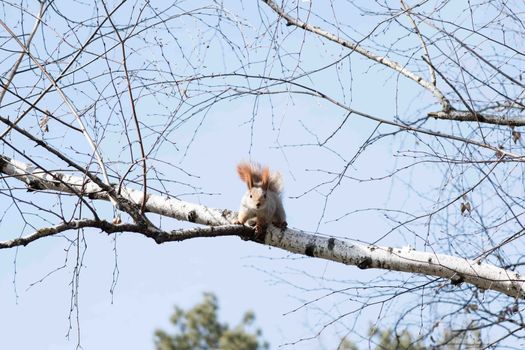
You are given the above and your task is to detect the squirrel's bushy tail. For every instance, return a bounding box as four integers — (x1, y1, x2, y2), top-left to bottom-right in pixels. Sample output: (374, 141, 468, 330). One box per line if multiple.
(268, 170, 283, 193)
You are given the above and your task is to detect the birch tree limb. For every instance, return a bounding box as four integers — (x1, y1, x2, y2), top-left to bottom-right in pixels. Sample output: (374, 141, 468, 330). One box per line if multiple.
(0, 154, 237, 225)
(0, 155, 524, 299)
(428, 110, 525, 127)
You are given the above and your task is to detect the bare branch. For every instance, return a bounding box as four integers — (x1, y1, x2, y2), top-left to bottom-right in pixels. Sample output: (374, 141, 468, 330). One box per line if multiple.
(0, 18, 118, 207)
(400, 0, 436, 87)
(0, 1, 45, 105)
(102, 0, 149, 213)
(0, 219, 254, 249)
(261, 0, 451, 111)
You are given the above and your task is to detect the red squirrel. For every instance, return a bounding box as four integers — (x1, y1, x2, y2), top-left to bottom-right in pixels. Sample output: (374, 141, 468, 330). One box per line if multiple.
(235, 162, 287, 234)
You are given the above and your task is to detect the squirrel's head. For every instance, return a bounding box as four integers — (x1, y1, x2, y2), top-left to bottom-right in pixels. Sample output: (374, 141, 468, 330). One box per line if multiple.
(238, 163, 271, 210)
(247, 186, 268, 210)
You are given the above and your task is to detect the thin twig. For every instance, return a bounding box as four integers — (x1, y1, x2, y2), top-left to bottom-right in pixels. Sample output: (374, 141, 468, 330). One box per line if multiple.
(0, 2, 45, 105)
(0, 18, 117, 207)
(0, 0, 127, 140)
(400, 0, 436, 86)
(261, 0, 451, 111)
(102, 0, 148, 214)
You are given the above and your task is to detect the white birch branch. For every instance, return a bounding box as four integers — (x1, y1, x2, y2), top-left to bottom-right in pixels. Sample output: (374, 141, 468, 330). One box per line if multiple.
(0, 154, 237, 225)
(264, 230, 525, 299)
(428, 110, 525, 127)
(1, 155, 524, 299)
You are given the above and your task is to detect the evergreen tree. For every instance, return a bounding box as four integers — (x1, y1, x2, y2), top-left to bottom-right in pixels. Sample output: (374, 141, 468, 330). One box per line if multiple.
(340, 325, 481, 350)
(154, 293, 268, 350)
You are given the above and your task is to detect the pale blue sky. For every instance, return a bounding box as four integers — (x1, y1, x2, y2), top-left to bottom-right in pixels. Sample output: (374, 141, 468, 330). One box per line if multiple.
(0, 1, 518, 349)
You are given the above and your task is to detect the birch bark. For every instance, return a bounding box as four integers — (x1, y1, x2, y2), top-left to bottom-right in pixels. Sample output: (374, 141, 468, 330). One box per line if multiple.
(1, 154, 523, 299)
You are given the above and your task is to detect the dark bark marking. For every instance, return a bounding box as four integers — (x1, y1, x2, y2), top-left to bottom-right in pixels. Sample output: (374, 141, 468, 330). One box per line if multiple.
(305, 243, 315, 257)
(357, 257, 373, 269)
(327, 238, 335, 251)
(0, 155, 10, 169)
(450, 274, 464, 286)
(27, 180, 45, 191)
(187, 210, 197, 222)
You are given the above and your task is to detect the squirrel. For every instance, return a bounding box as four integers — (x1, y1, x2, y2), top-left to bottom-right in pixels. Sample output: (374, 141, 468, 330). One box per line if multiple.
(235, 162, 287, 234)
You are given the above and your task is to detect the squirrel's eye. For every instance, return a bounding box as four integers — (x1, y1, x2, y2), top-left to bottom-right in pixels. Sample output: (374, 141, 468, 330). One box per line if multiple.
(249, 194, 252, 198)
(264, 194, 267, 199)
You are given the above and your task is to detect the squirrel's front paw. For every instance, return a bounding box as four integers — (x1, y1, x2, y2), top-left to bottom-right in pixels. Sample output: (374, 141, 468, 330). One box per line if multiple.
(255, 223, 267, 234)
(253, 221, 268, 242)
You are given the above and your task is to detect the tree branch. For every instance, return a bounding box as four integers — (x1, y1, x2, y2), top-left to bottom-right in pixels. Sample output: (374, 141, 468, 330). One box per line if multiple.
(0, 18, 117, 207)
(0, 154, 237, 225)
(0, 219, 255, 249)
(400, 0, 436, 87)
(0, 1, 45, 105)
(262, 0, 525, 128)
(261, 0, 451, 111)
(263, 229, 525, 299)
(1, 155, 524, 299)
(428, 110, 525, 127)
(102, 0, 149, 214)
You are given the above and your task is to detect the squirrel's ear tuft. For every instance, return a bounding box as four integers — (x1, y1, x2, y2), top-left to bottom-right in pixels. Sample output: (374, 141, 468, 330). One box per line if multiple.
(261, 166, 270, 190)
(237, 162, 253, 189)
